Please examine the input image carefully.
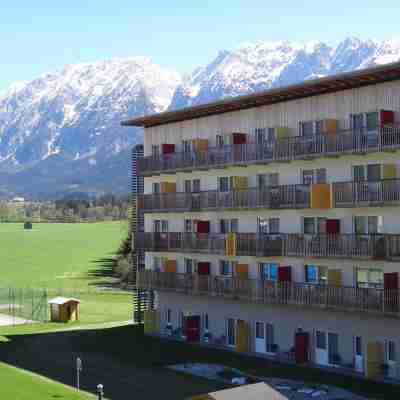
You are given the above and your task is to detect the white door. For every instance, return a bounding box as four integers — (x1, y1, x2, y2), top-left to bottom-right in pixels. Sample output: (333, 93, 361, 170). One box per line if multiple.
(255, 321, 265, 353)
(386, 340, 397, 379)
(354, 336, 364, 373)
(315, 330, 329, 366)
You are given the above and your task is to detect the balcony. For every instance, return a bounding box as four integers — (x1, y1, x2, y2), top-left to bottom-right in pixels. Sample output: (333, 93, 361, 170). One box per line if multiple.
(136, 232, 400, 261)
(333, 179, 400, 208)
(138, 270, 400, 317)
(138, 185, 310, 213)
(138, 126, 400, 176)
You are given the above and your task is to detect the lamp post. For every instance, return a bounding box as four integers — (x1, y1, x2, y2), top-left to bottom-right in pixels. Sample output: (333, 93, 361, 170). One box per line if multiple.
(97, 384, 104, 400)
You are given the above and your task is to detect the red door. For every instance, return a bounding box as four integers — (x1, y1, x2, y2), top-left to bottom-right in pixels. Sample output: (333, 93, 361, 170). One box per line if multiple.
(197, 220, 210, 234)
(197, 262, 210, 275)
(384, 272, 399, 312)
(232, 133, 247, 145)
(278, 266, 292, 282)
(380, 110, 394, 127)
(162, 143, 175, 154)
(326, 219, 340, 234)
(295, 332, 309, 364)
(185, 316, 200, 342)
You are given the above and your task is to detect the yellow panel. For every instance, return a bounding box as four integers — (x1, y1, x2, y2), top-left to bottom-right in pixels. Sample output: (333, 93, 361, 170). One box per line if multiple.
(236, 319, 250, 353)
(225, 233, 237, 256)
(324, 119, 338, 135)
(366, 341, 384, 379)
(236, 264, 249, 279)
(276, 127, 289, 139)
(193, 139, 209, 152)
(310, 184, 332, 209)
(327, 269, 342, 286)
(164, 260, 177, 273)
(383, 164, 397, 180)
(233, 176, 248, 190)
(144, 310, 159, 334)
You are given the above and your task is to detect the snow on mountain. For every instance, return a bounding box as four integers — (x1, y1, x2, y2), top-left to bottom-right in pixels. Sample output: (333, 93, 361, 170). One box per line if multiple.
(1, 37, 400, 198)
(169, 38, 400, 109)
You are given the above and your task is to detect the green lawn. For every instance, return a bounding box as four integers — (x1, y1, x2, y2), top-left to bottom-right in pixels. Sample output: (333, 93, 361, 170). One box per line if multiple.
(0, 222, 125, 288)
(0, 362, 96, 400)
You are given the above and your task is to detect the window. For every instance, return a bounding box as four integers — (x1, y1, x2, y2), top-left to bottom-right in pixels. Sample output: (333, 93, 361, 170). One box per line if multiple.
(161, 220, 169, 233)
(255, 321, 264, 339)
(356, 268, 383, 288)
(353, 165, 381, 182)
(300, 121, 314, 137)
(354, 216, 382, 234)
(303, 217, 326, 235)
(154, 220, 161, 233)
(153, 257, 161, 271)
(265, 323, 275, 353)
(387, 340, 397, 362)
(184, 219, 193, 233)
(220, 218, 238, 233)
(216, 135, 224, 148)
(302, 169, 327, 184)
(203, 314, 209, 330)
(366, 112, 379, 131)
(255, 128, 267, 145)
(305, 265, 327, 284)
(218, 177, 233, 192)
(258, 217, 280, 234)
(316, 331, 327, 349)
(315, 120, 324, 135)
(351, 113, 364, 130)
(152, 182, 160, 194)
(257, 173, 279, 189)
(193, 179, 201, 193)
(269, 218, 280, 234)
(182, 140, 192, 153)
(302, 170, 314, 185)
(220, 260, 233, 276)
(166, 309, 171, 324)
(355, 336, 362, 356)
(151, 145, 160, 157)
(184, 180, 192, 193)
(269, 173, 279, 187)
(185, 258, 194, 274)
(259, 263, 278, 281)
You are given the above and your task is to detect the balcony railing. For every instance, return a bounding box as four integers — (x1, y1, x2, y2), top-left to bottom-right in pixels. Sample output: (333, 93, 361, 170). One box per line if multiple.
(138, 185, 310, 213)
(333, 179, 400, 207)
(138, 126, 400, 176)
(138, 270, 400, 316)
(136, 232, 400, 261)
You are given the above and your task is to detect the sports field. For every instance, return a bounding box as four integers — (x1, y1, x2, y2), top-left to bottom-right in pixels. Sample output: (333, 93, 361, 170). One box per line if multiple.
(0, 222, 125, 288)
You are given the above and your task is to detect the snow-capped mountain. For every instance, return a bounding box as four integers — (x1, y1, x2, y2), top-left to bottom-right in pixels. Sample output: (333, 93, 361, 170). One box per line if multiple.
(169, 38, 400, 109)
(1, 37, 400, 198)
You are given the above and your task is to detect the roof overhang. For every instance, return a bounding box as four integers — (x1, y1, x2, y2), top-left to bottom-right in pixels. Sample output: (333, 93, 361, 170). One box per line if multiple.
(121, 61, 400, 128)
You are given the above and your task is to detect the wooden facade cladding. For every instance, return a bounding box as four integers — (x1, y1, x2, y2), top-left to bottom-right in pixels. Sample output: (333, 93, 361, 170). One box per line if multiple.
(136, 232, 400, 261)
(137, 270, 400, 318)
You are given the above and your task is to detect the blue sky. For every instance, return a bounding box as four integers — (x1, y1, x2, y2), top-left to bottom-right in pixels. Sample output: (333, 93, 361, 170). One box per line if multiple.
(1, 1, 400, 91)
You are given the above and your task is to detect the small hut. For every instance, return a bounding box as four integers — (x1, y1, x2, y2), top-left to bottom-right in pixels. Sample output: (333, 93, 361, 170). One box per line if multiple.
(24, 221, 33, 230)
(48, 297, 80, 322)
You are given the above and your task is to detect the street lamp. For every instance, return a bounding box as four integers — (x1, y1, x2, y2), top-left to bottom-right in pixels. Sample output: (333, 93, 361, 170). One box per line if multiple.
(97, 384, 104, 400)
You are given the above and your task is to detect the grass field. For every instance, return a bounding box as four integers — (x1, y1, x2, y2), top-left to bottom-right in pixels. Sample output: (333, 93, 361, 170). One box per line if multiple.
(0, 362, 96, 399)
(0, 222, 125, 288)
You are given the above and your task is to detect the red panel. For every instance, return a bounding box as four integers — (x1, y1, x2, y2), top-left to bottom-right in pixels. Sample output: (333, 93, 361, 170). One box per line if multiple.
(380, 110, 394, 126)
(162, 143, 175, 154)
(197, 262, 210, 275)
(384, 272, 399, 290)
(232, 133, 247, 145)
(295, 332, 309, 363)
(278, 266, 292, 282)
(326, 219, 340, 234)
(197, 220, 210, 234)
(185, 316, 200, 342)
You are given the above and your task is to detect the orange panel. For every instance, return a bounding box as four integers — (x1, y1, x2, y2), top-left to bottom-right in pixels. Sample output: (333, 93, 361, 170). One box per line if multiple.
(236, 264, 249, 279)
(193, 139, 209, 152)
(164, 260, 177, 273)
(161, 182, 177, 193)
(324, 119, 338, 135)
(310, 184, 332, 209)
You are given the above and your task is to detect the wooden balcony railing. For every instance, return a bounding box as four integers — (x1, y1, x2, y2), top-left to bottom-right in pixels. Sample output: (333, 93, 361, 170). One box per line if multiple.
(136, 232, 400, 261)
(138, 185, 310, 213)
(333, 179, 400, 207)
(138, 126, 400, 176)
(138, 270, 400, 317)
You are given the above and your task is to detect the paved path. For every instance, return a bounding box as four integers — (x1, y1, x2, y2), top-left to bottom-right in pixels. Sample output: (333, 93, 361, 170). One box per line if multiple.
(0, 313, 33, 326)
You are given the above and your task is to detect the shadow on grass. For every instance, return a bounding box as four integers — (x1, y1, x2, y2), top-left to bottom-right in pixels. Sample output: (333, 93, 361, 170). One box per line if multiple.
(87, 255, 120, 289)
(0, 325, 398, 400)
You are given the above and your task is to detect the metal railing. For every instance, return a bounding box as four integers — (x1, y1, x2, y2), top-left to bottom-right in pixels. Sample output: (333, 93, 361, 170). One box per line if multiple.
(138, 126, 400, 175)
(138, 270, 400, 316)
(136, 232, 400, 261)
(333, 179, 400, 207)
(138, 185, 310, 212)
